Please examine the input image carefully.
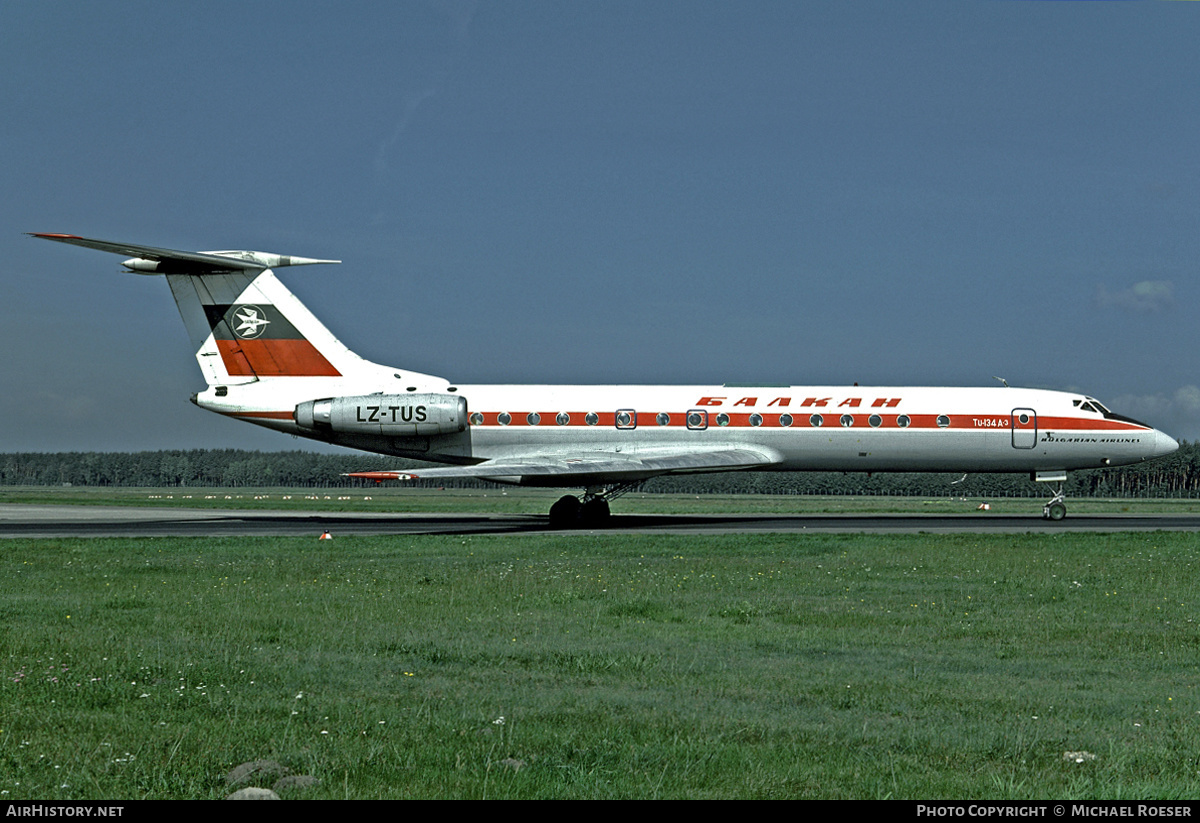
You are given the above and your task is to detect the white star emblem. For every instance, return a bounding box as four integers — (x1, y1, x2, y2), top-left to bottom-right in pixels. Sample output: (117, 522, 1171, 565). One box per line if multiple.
(233, 305, 271, 338)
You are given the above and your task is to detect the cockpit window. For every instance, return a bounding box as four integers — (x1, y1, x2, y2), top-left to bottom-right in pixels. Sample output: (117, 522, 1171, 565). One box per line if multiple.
(1087, 397, 1149, 428)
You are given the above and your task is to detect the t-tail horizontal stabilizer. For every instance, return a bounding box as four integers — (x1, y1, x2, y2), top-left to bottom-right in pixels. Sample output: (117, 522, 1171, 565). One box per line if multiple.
(29, 233, 340, 274)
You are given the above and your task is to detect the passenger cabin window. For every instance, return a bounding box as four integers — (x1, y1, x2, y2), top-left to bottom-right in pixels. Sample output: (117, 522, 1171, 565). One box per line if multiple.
(526, 412, 541, 425)
(779, 413, 793, 427)
(556, 412, 570, 425)
(585, 412, 599, 426)
(498, 412, 512, 426)
(896, 415, 910, 428)
(469, 412, 483, 426)
(749, 413, 763, 427)
(810, 414, 824, 427)
(937, 415, 950, 428)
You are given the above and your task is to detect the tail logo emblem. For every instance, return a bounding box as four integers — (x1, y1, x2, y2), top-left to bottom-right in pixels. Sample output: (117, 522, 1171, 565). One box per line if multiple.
(232, 305, 271, 339)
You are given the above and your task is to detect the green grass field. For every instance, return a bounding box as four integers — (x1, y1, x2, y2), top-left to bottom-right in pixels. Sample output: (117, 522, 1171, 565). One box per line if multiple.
(2, 526, 1199, 799)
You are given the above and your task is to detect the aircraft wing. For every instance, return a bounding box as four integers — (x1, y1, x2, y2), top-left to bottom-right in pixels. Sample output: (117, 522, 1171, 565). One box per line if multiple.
(347, 448, 782, 484)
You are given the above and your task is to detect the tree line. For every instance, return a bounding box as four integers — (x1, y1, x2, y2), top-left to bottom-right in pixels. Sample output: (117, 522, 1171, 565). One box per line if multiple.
(2, 443, 1198, 497)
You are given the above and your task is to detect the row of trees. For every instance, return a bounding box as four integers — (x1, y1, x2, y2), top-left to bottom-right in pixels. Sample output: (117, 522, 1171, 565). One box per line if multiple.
(2, 442, 1199, 497)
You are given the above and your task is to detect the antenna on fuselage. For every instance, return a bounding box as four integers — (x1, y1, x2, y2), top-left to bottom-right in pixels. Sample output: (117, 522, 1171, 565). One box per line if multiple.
(993, 376, 1009, 387)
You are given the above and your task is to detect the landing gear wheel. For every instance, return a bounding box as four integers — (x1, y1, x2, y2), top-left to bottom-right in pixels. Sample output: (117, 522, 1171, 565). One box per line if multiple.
(1042, 484, 1067, 521)
(579, 498, 611, 527)
(545, 481, 639, 529)
(549, 495, 582, 529)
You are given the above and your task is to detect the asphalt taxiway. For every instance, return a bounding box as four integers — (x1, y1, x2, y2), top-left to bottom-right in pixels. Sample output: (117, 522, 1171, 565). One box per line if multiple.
(1, 504, 1196, 538)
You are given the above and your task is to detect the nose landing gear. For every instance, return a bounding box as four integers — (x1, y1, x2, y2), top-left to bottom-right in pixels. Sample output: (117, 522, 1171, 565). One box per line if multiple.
(1042, 484, 1067, 521)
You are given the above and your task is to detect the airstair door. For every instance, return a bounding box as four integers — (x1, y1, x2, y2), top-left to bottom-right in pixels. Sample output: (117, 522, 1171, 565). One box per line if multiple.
(1011, 408, 1037, 449)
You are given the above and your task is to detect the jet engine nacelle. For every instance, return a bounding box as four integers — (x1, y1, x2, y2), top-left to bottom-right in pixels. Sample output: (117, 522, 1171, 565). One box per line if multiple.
(294, 393, 468, 437)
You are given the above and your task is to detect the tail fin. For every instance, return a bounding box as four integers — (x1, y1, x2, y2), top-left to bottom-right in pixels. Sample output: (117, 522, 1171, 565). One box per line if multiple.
(169, 269, 364, 384)
(31, 233, 372, 385)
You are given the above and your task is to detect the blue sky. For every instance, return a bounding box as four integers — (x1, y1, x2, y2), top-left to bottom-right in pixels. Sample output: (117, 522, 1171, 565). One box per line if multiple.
(4, 0, 1199, 452)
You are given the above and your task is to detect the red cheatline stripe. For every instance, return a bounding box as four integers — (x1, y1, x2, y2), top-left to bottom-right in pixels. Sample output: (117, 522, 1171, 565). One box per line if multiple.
(224, 411, 296, 420)
(215, 409, 1148, 432)
(465, 411, 1146, 431)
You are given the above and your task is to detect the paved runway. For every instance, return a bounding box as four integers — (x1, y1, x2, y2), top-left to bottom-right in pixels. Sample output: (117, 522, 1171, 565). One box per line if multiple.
(1, 503, 1196, 538)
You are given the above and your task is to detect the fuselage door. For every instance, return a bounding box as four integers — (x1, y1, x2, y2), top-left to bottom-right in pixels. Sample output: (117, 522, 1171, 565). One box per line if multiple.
(1011, 408, 1037, 449)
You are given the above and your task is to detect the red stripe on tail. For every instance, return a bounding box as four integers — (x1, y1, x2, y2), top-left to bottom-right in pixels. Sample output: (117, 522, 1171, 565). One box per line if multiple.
(216, 339, 341, 377)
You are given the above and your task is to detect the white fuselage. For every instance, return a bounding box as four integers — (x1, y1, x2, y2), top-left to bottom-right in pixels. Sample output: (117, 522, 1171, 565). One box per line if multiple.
(197, 379, 1177, 480)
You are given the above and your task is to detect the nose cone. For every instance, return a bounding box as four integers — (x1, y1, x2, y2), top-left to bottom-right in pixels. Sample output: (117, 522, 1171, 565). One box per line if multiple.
(1153, 430, 1180, 458)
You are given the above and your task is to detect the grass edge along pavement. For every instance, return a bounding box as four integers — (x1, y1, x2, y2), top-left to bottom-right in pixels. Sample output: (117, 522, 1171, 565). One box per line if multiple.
(4, 485, 1200, 516)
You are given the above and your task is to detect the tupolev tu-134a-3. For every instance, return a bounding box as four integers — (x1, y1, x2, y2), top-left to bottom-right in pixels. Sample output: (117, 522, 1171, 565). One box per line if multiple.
(33, 233, 1179, 527)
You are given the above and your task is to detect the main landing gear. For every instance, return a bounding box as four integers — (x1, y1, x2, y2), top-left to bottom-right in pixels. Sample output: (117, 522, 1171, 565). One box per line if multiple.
(548, 481, 641, 529)
(1042, 484, 1067, 521)
(549, 495, 609, 528)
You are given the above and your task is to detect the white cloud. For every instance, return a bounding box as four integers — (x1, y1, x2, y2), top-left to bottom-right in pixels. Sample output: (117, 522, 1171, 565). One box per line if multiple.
(1110, 384, 1200, 441)
(1095, 280, 1174, 313)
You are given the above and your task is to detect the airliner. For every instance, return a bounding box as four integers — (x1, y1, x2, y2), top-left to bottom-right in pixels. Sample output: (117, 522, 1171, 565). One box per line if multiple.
(33, 233, 1179, 526)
